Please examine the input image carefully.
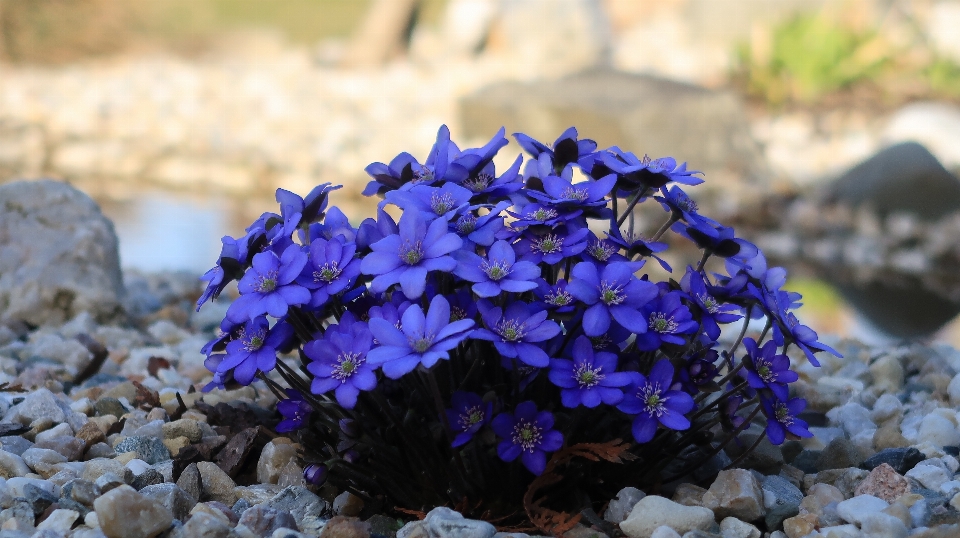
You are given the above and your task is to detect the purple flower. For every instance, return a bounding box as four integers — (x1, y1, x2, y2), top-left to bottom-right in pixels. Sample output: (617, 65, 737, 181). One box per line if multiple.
(367, 294, 475, 378)
(773, 311, 841, 368)
(655, 185, 716, 226)
(385, 182, 474, 221)
(516, 225, 589, 265)
(459, 155, 523, 200)
(508, 202, 582, 229)
(453, 240, 540, 297)
(297, 237, 362, 309)
(606, 227, 671, 271)
(197, 236, 244, 310)
(600, 150, 703, 191)
(276, 389, 313, 433)
(218, 316, 294, 385)
(445, 392, 493, 447)
(548, 336, 632, 408)
(360, 210, 462, 299)
(526, 174, 616, 215)
(514, 127, 597, 174)
(761, 396, 812, 445)
(617, 360, 695, 443)
(634, 291, 699, 352)
(741, 338, 797, 402)
(305, 313, 377, 409)
(491, 401, 564, 475)
(681, 223, 758, 265)
(565, 261, 658, 336)
(681, 268, 741, 341)
(303, 463, 328, 486)
(581, 232, 628, 265)
(534, 279, 575, 313)
(453, 202, 509, 249)
(472, 300, 561, 368)
(226, 244, 311, 323)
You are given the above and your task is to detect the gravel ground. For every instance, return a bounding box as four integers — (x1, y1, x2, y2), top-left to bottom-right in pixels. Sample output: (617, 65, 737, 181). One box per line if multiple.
(1, 270, 960, 538)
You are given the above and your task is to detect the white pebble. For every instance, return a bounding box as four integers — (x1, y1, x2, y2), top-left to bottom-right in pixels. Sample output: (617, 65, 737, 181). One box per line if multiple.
(836, 494, 888, 526)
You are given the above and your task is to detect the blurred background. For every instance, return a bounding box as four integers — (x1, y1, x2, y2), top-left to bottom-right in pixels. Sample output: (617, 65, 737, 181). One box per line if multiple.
(3, 0, 960, 344)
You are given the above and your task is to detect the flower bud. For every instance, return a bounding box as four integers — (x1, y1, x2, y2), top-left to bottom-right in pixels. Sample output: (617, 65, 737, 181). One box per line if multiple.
(303, 463, 328, 486)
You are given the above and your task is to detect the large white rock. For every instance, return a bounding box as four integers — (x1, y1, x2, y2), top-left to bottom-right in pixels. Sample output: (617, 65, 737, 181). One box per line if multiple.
(836, 494, 888, 526)
(93, 484, 174, 538)
(882, 102, 960, 169)
(0, 180, 124, 326)
(619, 495, 716, 538)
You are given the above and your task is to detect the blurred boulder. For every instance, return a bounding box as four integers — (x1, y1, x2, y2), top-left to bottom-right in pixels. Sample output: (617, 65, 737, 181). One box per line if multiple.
(826, 142, 960, 220)
(486, 0, 611, 78)
(460, 68, 764, 186)
(882, 102, 960, 170)
(0, 179, 125, 326)
(439, 0, 498, 57)
(928, 2, 960, 64)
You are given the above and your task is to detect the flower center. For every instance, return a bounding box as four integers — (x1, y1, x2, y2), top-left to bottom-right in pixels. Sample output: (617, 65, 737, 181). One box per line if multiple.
(639, 383, 669, 417)
(573, 362, 605, 389)
(464, 173, 493, 192)
(590, 335, 611, 349)
(481, 260, 511, 281)
(410, 335, 435, 353)
(496, 319, 526, 342)
(774, 403, 793, 426)
(399, 241, 424, 265)
(450, 306, 467, 322)
(512, 419, 543, 452)
(242, 329, 267, 352)
(531, 208, 557, 222)
(255, 270, 279, 293)
(456, 214, 477, 235)
(533, 234, 562, 254)
(599, 281, 625, 305)
(675, 193, 697, 212)
(560, 187, 589, 202)
(413, 165, 434, 184)
(431, 192, 457, 215)
(313, 261, 342, 283)
(458, 406, 485, 430)
(333, 352, 363, 381)
(588, 241, 615, 261)
(756, 362, 774, 383)
(697, 293, 719, 313)
(544, 290, 572, 307)
(649, 312, 679, 334)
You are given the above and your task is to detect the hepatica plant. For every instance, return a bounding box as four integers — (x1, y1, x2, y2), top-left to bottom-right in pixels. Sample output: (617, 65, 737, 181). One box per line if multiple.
(197, 126, 838, 524)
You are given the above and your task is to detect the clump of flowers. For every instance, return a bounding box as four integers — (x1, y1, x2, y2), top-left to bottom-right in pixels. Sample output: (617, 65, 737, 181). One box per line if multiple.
(198, 126, 837, 523)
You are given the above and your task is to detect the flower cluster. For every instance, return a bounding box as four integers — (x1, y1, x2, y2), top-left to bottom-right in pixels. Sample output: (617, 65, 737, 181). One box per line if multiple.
(198, 126, 836, 514)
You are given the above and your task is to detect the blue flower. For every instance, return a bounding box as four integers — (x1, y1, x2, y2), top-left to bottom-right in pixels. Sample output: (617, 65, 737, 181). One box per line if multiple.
(472, 300, 561, 368)
(197, 236, 244, 310)
(491, 401, 564, 475)
(606, 226, 671, 271)
(385, 182, 474, 221)
(526, 173, 616, 215)
(305, 313, 377, 408)
(741, 338, 797, 402)
(453, 240, 540, 297)
(617, 360, 695, 443)
(533, 278, 575, 313)
(655, 185, 716, 226)
(548, 336, 632, 408)
(445, 391, 493, 447)
(276, 389, 313, 433)
(459, 155, 523, 201)
(599, 150, 703, 191)
(514, 127, 597, 174)
(772, 311, 841, 368)
(508, 201, 582, 229)
(367, 294, 475, 378)
(634, 291, 699, 351)
(218, 316, 294, 385)
(680, 268, 741, 340)
(297, 236, 362, 309)
(226, 245, 311, 323)
(761, 396, 812, 445)
(580, 232, 628, 265)
(681, 223, 759, 265)
(452, 202, 509, 250)
(565, 261, 658, 336)
(516, 225, 590, 265)
(360, 210, 462, 299)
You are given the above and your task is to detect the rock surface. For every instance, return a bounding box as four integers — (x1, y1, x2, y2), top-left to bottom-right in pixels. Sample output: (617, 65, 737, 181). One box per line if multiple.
(619, 496, 716, 538)
(0, 180, 125, 327)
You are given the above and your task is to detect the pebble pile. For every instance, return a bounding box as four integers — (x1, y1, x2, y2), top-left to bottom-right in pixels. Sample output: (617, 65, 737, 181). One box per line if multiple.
(1, 273, 960, 538)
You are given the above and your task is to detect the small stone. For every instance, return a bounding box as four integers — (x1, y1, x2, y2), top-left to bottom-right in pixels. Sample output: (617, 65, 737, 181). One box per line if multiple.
(85, 442, 116, 459)
(131, 468, 164, 490)
(815, 437, 866, 471)
(855, 463, 910, 503)
(871, 393, 904, 424)
(264, 486, 329, 522)
(36, 436, 85, 461)
(418, 506, 495, 538)
(761, 475, 802, 529)
(36, 508, 79, 532)
(176, 462, 201, 502)
(278, 460, 306, 488)
(67, 478, 99, 506)
(604, 486, 646, 524)
(94, 398, 127, 419)
(701, 469, 765, 522)
(874, 423, 910, 450)
(919, 414, 960, 448)
(257, 440, 299, 485)
(113, 437, 170, 465)
(23, 482, 58, 515)
(94, 484, 174, 538)
(82, 458, 127, 483)
(781, 513, 817, 538)
(176, 512, 233, 538)
(239, 504, 299, 537)
(215, 427, 259, 478)
(861, 447, 925, 474)
(197, 461, 238, 505)
(16, 389, 67, 425)
(619, 496, 716, 538)
(333, 491, 365, 518)
(139, 483, 197, 521)
(672, 484, 707, 507)
(649, 527, 681, 538)
(0, 449, 31, 478)
(718, 517, 759, 538)
(907, 462, 952, 491)
(836, 494, 889, 526)
(95, 472, 127, 494)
